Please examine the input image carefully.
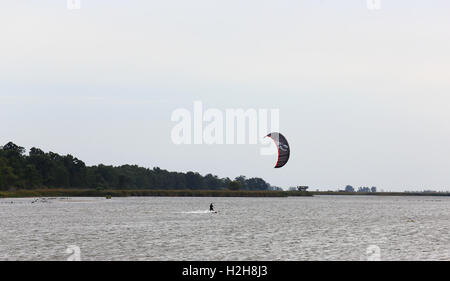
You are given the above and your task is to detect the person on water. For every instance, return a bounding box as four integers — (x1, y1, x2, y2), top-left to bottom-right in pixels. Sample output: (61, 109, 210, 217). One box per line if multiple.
(209, 203, 214, 212)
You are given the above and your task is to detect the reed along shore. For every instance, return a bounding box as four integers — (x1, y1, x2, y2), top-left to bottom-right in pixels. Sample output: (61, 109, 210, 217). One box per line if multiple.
(0, 189, 313, 198)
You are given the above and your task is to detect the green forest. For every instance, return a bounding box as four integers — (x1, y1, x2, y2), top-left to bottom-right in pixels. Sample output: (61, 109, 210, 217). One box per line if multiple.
(0, 142, 276, 191)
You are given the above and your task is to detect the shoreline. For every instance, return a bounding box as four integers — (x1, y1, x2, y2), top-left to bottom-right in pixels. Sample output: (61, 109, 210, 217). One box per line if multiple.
(0, 189, 312, 198)
(0, 189, 449, 198)
(311, 191, 450, 197)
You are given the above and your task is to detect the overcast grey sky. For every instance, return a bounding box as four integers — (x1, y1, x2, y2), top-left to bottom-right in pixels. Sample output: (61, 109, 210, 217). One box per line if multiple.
(1, 1, 450, 191)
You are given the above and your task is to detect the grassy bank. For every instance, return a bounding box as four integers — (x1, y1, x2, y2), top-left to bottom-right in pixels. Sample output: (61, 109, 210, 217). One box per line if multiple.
(0, 189, 313, 198)
(1, 189, 448, 198)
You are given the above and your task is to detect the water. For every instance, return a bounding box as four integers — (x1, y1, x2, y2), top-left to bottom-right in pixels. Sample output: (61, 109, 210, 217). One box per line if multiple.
(0, 195, 449, 261)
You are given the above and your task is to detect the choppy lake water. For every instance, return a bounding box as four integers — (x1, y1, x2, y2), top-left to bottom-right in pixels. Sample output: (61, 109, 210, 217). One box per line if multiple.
(0, 195, 449, 260)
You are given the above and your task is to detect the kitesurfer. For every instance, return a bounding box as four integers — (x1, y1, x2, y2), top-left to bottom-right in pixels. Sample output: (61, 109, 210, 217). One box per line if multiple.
(209, 203, 214, 212)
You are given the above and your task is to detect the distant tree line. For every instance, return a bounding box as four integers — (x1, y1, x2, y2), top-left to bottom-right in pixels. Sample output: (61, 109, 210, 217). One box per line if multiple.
(344, 185, 377, 193)
(0, 142, 275, 191)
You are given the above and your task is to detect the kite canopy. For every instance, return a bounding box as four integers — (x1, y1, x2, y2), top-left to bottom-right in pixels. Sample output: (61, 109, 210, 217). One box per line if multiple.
(266, 132, 290, 168)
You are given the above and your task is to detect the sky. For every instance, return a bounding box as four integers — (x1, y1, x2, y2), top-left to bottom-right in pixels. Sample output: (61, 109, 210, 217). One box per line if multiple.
(1, 1, 450, 191)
